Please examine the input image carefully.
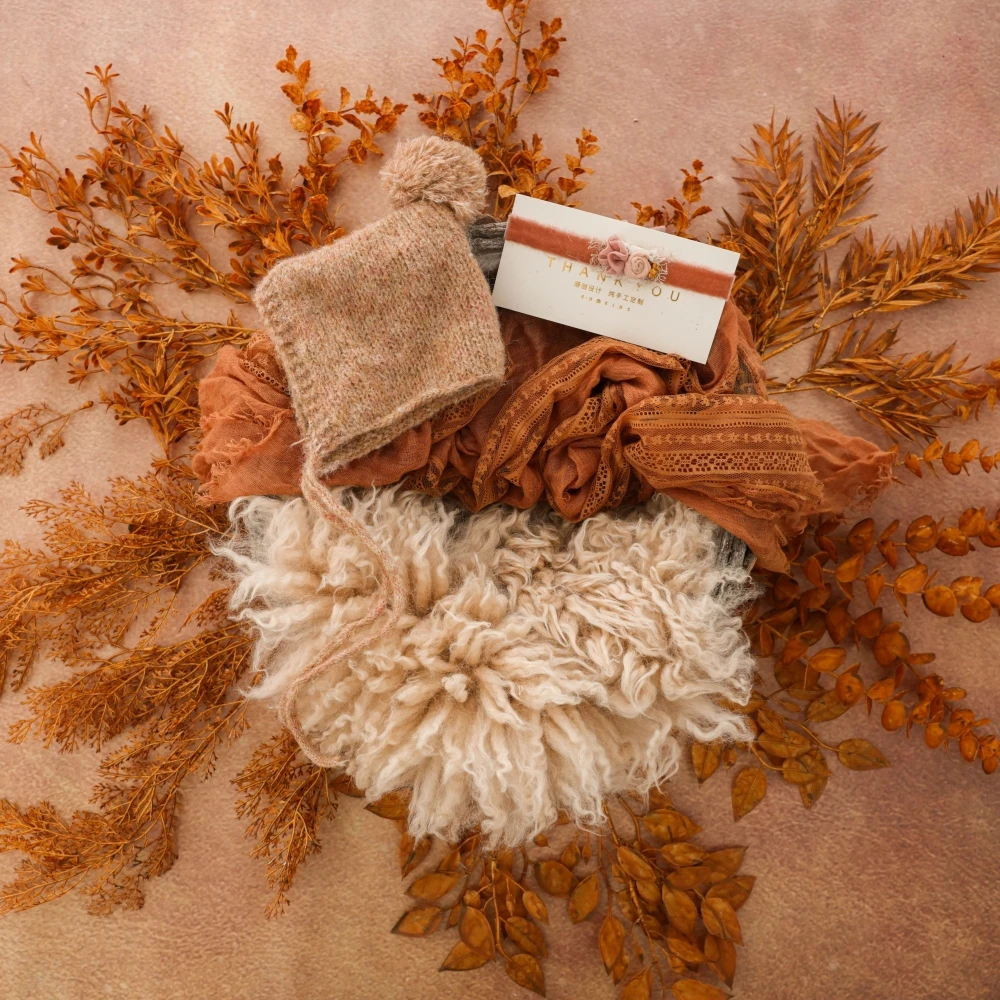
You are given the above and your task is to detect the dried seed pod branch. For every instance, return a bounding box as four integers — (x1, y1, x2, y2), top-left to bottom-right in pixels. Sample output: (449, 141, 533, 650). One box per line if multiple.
(382, 789, 749, 999)
(723, 513, 999, 820)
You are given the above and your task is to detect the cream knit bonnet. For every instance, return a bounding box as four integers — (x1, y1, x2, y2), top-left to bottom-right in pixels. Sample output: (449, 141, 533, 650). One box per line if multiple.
(254, 135, 505, 479)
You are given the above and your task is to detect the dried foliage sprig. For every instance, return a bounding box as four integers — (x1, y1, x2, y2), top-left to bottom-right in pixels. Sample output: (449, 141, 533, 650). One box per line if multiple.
(773, 323, 997, 440)
(632, 160, 714, 239)
(726, 511, 1000, 822)
(0, 467, 222, 692)
(0, 400, 93, 477)
(719, 103, 1000, 441)
(234, 730, 359, 917)
(374, 789, 749, 1000)
(414, 0, 599, 218)
(1, 57, 404, 454)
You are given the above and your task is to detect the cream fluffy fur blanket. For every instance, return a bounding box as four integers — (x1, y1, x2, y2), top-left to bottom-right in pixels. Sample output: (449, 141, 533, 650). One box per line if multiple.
(217, 489, 755, 845)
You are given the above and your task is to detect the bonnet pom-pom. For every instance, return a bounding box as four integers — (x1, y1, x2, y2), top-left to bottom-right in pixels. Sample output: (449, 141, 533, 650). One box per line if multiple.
(380, 136, 487, 226)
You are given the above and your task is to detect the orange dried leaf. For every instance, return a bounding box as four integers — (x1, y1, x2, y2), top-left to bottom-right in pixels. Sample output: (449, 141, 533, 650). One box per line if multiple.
(392, 905, 443, 937)
(837, 738, 890, 770)
(691, 741, 722, 783)
(440, 939, 491, 971)
(599, 912, 625, 972)
(806, 689, 850, 723)
(854, 606, 884, 638)
(881, 699, 907, 731)
(756, 729, 811, 758)
(504, 916, 547, 958)
(661, 842, 709, 867)
(643, 809, 701, 841)
(867, 676, 897, 703)
(922, 586, 957, 616)
(731, 766, 767, 821)
(960, 731, 979, 762)
(826, 601, 852, 643)
(704, 933, 738, 987)
(874, 626, 910, 666)
(705, 876, 755, 911)
(705, 847, 746, 880)
(959, 508, 987, 536)
(534, 860, 574, 897)
(617, 846, 655, 881)
(808, 646, 847, 673)
(506, 953, 545, 996)
(961, 597, 993, 622)
(567, 872, 600, 923)
(866, 571, 886, 603)
(522, 890, 548, 925)
(408, 871, 459, 902)
(950, 576, 982, 605)
(460, 905, 496, 958)
(667, 931, 707, 965)
(667, 865, 711, 890)
(366, 789, 410, 819)
(905, 516, 938, 552)
(936, 527, 970, 557)
(661, 884, 699, 937)
(894, 563, 928, 595)
(835, 551, 866, 583)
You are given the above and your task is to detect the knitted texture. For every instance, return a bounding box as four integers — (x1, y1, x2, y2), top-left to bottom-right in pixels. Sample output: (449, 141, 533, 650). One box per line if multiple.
(216, 487, 756, 846)
(253, 136, 505, 477)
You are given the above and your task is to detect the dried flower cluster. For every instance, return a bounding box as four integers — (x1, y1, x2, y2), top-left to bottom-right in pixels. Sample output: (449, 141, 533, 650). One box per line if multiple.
(1, 1, 999, 997)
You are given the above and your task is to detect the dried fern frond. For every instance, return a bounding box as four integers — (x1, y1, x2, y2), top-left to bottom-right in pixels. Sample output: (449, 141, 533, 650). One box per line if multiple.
(777, 323, 996, 440)
(720, 102, 883, 357)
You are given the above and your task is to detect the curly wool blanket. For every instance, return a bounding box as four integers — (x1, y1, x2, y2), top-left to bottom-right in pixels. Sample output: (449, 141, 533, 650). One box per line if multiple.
(217, 488, 756, 845)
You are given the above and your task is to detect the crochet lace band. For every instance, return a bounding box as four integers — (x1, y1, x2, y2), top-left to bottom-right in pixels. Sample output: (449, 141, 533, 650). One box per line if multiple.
(504, 215, 734, 298)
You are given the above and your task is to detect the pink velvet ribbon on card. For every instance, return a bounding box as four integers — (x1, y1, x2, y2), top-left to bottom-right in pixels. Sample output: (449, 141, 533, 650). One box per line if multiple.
(504, 215, 734, 298)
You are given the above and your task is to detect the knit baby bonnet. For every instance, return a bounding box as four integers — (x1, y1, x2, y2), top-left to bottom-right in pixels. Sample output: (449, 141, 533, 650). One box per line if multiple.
(254, 135, 506, 479)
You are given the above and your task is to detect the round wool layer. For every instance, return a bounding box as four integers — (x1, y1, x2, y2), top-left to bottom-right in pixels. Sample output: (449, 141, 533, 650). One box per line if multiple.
(218, 489, 755, 845)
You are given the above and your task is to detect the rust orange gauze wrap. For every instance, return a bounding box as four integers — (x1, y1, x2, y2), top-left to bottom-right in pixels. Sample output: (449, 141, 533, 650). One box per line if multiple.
(193, 301, 894, 572)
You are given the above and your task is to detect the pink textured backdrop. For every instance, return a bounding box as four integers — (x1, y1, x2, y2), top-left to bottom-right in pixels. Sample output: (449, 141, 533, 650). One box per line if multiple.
(1, 2, 999, 998)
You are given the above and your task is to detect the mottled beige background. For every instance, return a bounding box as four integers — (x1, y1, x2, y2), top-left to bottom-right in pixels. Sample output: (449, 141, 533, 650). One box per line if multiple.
(1, 1, 999, 998)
